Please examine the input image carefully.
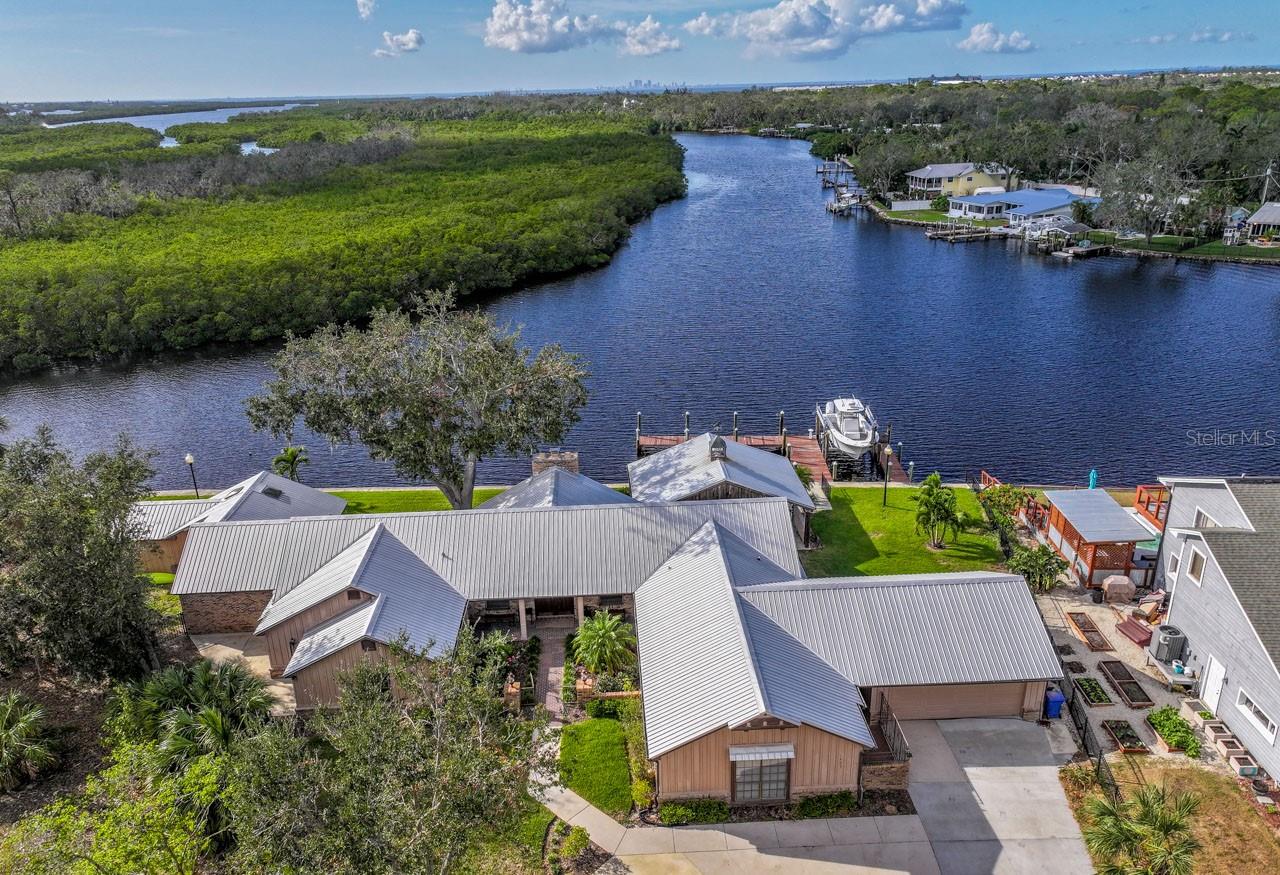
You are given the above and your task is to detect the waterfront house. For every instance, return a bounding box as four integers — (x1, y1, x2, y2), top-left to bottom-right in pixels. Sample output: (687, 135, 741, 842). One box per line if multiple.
(947, 188, 1096, 227)
(1245, 202, 1280, 244)
(132, 471, 346, 575)
(905, 162, 1014, 198)
(627, 432, 816, 544)
(1155, 477, 1280, 781)
(479, 466, 634, 509)
(1037, 489, 1154, 588)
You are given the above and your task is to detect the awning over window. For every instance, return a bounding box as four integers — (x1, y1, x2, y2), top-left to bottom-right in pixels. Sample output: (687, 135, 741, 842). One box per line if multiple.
(729, 743, 795, 762)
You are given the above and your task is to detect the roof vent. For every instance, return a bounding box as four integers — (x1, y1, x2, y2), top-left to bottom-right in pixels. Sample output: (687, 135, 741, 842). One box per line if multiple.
(709, 435, 728, 461)
(262, 486, 284, 499)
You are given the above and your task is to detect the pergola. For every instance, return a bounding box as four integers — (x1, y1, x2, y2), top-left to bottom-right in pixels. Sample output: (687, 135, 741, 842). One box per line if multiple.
(1041, 489, 1154, 589)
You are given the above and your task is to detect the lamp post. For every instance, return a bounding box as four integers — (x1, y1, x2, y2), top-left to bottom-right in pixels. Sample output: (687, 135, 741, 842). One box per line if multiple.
(185, 453, 200, 499)
(882, 445, 893, 507)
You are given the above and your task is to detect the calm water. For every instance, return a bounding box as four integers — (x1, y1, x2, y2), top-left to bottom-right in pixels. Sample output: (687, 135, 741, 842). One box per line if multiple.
(49, 103, 309, 133)
(6, 134, 1279, 489)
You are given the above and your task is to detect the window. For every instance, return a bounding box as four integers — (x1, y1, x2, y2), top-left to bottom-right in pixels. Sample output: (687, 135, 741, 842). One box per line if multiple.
(361, 640, 378, 653)
(1187, 549, 1206, 585)
(347, 590, 363, 601)
(1166, 544, 1182, 579)
(1193, 509, 1219, 529)
(1236, 688, 1278, 743)
(733, 758, 789, 803)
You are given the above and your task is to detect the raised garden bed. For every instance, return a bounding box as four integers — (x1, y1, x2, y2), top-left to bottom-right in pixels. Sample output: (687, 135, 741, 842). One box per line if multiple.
(1215, 736, 1245, 759)
(1102, 719, 1149, 754)
(1098, 660, 1155, 709)
(1075, 676, 1114, 706)
(1204, 721, 1232, 743)
(1146, 706, 1202, 757)
(1067, 612, 1114, 652)
(1179, 698, 1210, 728)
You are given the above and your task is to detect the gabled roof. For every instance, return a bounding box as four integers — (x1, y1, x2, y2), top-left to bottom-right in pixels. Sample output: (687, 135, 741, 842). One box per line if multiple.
(479, 468, 635, 510)
(256, 525, 383, 632)
(737, 572, 1062, 687)
(627, 433, 814, 510)
(908, 162, 977, 178)
(1043, 489, 1150, 543)
(133, 471, 346, 541)
(635, 522, 873, 759)
(172, 498, 803, 598)
(284, 598, 380, 675)
(1247, 202, 1280, 225)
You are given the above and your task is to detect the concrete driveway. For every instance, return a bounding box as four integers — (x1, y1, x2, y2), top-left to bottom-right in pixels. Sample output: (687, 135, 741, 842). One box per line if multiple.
(903, 719, 1091, 875)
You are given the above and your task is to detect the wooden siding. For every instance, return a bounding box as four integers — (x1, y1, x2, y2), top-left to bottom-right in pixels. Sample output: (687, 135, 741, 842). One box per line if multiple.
(264, 588, 375, 676)
(679, 483, 811, 544)
(292, 640, 387, 711)
(140, 531, 187, 574)
(179, 590, 271, 634)
(879, 681, 1041, 721)
(653, 724, 863, 802)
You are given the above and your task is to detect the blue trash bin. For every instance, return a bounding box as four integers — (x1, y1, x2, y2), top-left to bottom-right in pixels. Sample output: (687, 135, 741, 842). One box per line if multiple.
(1045, 688, 1066, 719)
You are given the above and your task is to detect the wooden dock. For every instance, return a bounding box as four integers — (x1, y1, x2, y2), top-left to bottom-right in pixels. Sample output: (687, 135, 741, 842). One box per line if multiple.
(925, 226, 998, 243)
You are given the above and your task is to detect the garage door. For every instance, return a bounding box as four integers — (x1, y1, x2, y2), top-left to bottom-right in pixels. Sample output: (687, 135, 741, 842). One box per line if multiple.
(884, 682, 1031, 720)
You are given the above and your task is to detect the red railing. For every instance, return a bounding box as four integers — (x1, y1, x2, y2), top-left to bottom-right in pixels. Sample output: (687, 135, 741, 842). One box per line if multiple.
(979, 470, 1003, 490)
(1134, 484, 1169, 531)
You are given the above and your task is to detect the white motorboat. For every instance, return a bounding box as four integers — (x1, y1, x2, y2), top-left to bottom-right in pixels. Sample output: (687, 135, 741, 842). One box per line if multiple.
(816, 397, 879, 455)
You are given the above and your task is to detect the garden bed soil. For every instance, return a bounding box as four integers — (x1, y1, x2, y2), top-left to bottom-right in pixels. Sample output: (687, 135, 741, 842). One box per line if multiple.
(1075, 676, 1114, 706)
(1065, 661, 1086, 674)
(1097, 660, 1155, 709)
(1101, 720, 1149, 754)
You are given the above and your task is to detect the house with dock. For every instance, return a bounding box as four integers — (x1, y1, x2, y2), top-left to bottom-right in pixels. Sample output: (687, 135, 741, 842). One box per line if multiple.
(947, 188, 1097, 227)
(905, 162, 1014, 198)
(170, 466, 1061, 801)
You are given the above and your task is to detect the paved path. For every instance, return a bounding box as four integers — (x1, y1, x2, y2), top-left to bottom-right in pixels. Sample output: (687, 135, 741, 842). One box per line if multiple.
(536, 627, 569, 721)
(903, 718, 1092, 875)
(190, 633, 296, 715)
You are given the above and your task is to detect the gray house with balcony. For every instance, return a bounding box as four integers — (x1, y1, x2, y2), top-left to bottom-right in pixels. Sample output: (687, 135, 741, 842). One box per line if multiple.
(1156, 477, 1280, 780)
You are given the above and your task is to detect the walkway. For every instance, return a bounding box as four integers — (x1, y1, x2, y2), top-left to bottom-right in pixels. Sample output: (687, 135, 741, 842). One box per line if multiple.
(535, 622, 573, 722)
(190, 633, 296, 715)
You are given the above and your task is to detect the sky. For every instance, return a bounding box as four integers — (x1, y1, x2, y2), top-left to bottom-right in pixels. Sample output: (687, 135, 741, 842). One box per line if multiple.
(1, 0, 1277, 101)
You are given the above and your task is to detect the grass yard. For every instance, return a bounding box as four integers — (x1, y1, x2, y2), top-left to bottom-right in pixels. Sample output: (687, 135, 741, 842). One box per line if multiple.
(885, 209, 1005, 227)
(332, 487, 507, 514)
(803, 485, 1004, 578)
(145, 572, 181, 623)
(1063, 759, 1280, 873)
(457, 796, 556, 875)
(1185, 241, 1280, 260)
(558, 718, 632, 819)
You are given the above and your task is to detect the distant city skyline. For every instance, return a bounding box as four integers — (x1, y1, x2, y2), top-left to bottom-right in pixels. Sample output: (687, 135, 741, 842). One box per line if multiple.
(1, 0, 1277, 102)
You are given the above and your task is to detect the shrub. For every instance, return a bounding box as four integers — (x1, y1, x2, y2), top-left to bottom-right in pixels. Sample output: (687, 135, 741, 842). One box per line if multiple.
(572, 613, 637, 674)
(559, 825, 590, 863)
(793, 464, 813, 487)
(1147, 706, 1201, 757)
(585, 698, 624, 718)
(659, 799, 729, 825)
(795, 791, 859, 819)
(561, 633, 577, 706)
(0, 692, 58, 791)
(632, 778, 654, 810)
(1008, 544, 1067, 592)
(930, 194, 950, 212)
(1060, 763, 1096, 792)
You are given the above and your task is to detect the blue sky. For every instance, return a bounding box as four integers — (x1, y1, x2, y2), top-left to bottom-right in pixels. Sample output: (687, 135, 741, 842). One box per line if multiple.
(1, 0, 1276, 101)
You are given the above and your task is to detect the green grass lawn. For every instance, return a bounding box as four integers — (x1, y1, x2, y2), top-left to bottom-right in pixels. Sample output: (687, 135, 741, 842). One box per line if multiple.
(457, 796, 555, 875)
(885, 209, 1005, 227)
(1184, 241, 1280, 260)
(144, 572, 182, 623)
(558, 718, 632, 819)
(802, 485, 1004, 578)
(332, 487, 507, 514)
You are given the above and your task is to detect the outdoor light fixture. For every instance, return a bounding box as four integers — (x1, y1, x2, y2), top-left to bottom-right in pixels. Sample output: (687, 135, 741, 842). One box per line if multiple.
(185, 453, 200, 498)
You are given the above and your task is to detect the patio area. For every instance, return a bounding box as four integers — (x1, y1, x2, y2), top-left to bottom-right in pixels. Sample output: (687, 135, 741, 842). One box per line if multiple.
(189, 632, 296, 715)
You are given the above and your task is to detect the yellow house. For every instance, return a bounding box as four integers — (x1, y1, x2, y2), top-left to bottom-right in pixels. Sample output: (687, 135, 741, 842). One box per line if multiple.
(905, 162, 1015, 198)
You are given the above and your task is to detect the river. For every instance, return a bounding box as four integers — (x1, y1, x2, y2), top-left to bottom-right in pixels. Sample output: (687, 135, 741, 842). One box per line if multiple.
(49, 103, 303, 151)
(6, 134, 1279, 489)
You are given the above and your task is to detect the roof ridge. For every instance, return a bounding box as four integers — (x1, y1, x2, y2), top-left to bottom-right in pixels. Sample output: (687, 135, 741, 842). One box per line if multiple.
(706, 522, 770, 717)
(348, 522, 387, 593)
(363, 592, 387, 639)
(738, 570, 1015, 591)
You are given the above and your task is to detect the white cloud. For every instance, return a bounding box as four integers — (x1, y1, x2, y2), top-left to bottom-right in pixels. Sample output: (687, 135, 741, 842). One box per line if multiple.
(681, 0, 966, 59)
(373, 28, 424, 57)
(1128, 33, 1176, 44)
(1189, 26, 1256, 43)
(357, 0, 377, 20)
(955, 21, 1033, 53)
(484, 0, 680, 55)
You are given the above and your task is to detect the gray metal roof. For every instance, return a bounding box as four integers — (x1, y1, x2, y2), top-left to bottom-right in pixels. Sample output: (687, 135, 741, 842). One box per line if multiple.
(907, 162, 976, 178)
(737, 572, 1062, 687)
(132, 499, 218, 540)
(172, 498, 802, 599)
(478, 468, 635, 510)
(628, 433, 814, 510)
(635, 522, 874, 759)
(1042, 489, 1150, 543)
(256, 525, 381, 632)
(284, 598, 378, 676)
(1248, 202, 1280, 226)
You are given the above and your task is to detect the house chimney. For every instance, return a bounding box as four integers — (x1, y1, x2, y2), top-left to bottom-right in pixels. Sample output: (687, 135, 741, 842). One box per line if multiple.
(532, 450, 580, 476)
(709, 435, 728, 461)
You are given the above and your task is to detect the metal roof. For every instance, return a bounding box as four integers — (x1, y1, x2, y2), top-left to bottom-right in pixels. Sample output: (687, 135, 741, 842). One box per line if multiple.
(737, 572, 1062, 687)
(908, 162, 976, 178)
(1248, 202, 1280, 225)
(478, 468, 635, 510)
(256, 526, 382, 632)
(635, 522, 874, 759)
(132, 499, 218, 540)
(283, 599, 379, 676)
(172, 498, 802, 599)
(627, 433, 814, 510)
(1042, 489, 1150, 543)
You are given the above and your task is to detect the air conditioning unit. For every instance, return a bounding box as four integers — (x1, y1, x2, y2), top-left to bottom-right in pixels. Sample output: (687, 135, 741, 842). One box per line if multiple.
(1154, 625, 1186, 663)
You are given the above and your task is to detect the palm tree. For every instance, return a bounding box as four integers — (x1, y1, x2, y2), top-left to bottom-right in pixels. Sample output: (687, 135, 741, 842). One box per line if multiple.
(572, 612, 637, 675)
(912, 472, 963, 549)
(271, 445, 309, 482)
(0, 692, 58, 791)
(1084, 784, 1200, 875)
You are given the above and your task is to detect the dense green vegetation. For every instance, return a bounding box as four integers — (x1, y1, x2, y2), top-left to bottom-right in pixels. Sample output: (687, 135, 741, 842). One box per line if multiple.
(0, 123, 168, 172)
(0, 115, 684, 373)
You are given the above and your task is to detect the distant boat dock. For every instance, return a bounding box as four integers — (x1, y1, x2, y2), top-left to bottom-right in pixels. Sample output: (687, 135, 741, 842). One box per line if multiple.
(816, 157, 868, 215)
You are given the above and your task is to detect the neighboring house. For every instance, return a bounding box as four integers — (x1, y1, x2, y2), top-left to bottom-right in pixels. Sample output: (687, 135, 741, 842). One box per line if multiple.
(479, 467, 634, 510)
(637, 560, 1060, 804)
(906, 162, 1014, 198)
(948, 189, 1097, 227)
(1156, 477, 1280, 781)
(1245, 202, 1280, 244)
(132, 471, 347, 574)
(1037, 489, 1154, 588)
(628, 433, 817, 544)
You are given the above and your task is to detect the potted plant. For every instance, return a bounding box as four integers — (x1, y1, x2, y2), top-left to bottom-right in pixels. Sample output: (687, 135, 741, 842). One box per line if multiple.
(1178, 698, 1210, 727)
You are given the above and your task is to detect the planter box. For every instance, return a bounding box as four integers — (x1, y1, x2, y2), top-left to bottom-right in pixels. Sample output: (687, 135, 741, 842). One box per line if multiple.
(1204, 721, 1233, 743)
(1214, 735, 1245, 758)
(1230, 754, 1259, 777)
(1074, 678, 1115, 707)
(1102, 720, 1149, 754)
(1179, 699, 1210, 728)
(1145, 716, 1185, 754)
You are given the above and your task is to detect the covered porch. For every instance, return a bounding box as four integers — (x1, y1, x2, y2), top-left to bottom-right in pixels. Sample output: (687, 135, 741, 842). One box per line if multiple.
(470, 594, 634, 640)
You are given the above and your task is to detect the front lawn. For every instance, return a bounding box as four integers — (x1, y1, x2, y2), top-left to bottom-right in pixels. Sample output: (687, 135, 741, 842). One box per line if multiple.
(558, 718, 632, 818)
(457, 796, 556, 875)
(332, 487, 507, 514)
(885, 209, 1005, 227)
(803, 485, 1004, 578)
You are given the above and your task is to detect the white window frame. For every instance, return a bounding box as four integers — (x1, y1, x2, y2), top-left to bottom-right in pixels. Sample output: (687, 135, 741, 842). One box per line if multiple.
(1192, 507, 1219, 529)
(1236, 688, 1278, 744)
(1166, 540, 1183, 582)
(1186, 547, 1206, 586)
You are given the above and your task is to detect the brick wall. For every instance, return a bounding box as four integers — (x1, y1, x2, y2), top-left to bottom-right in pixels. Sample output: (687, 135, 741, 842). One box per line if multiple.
(180, 591, 272, 634)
